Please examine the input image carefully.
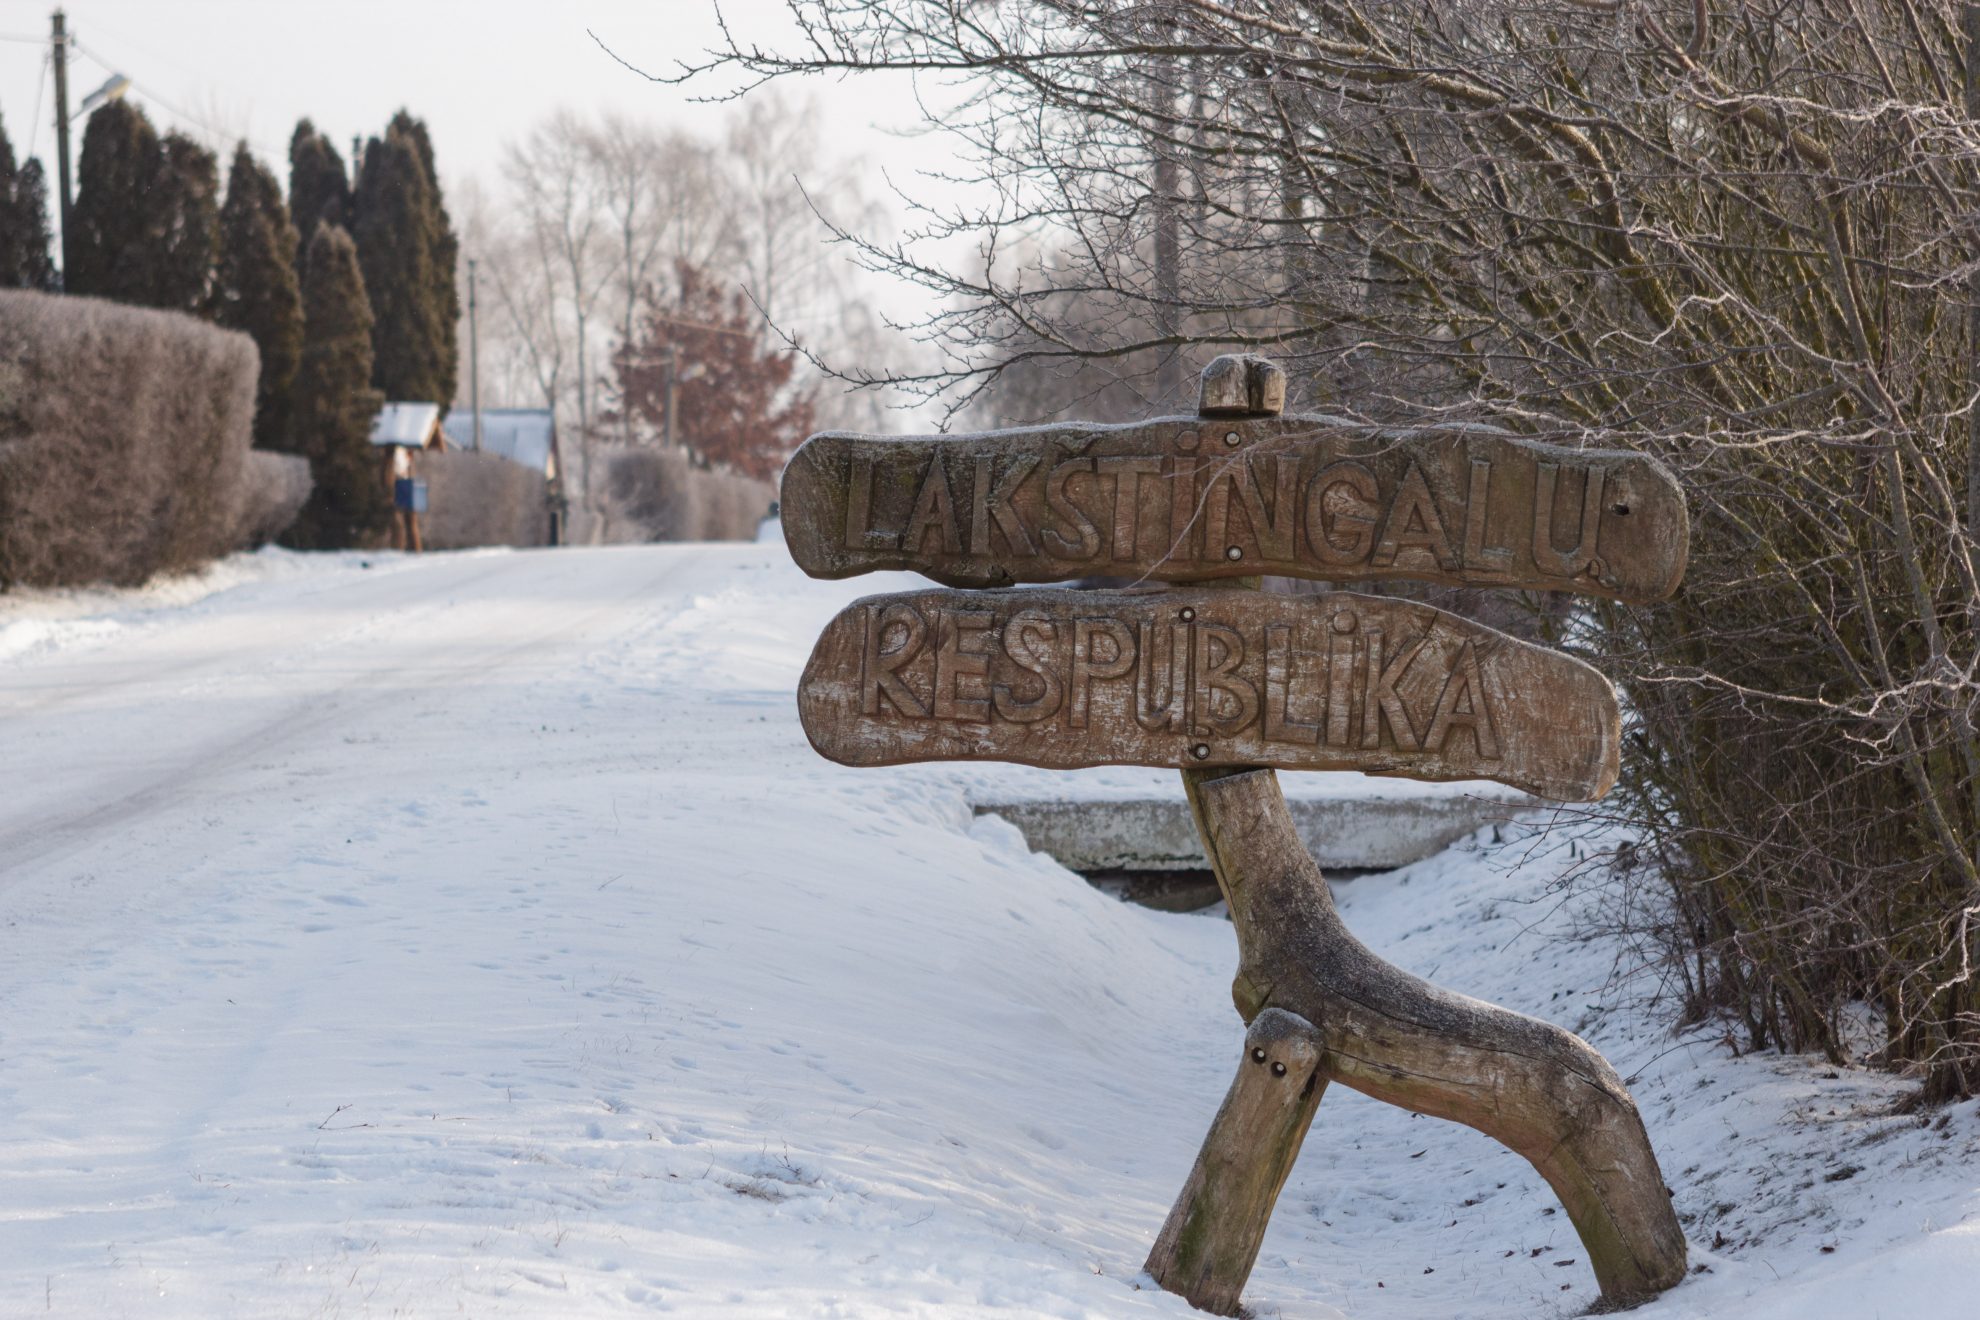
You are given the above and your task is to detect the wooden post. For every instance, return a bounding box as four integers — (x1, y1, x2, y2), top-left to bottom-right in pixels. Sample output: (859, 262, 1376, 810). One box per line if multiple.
(1142, 357, 1686, 1315)
(1153, 767, 1688, 1309)
(1145, 1007, 1326, 1315)
(782, 350, 1690, 1314)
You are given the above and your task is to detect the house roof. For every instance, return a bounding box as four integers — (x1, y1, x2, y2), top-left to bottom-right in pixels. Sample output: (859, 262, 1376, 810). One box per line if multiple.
(440, 408, 557, 474)
(369, 402, 444, 449)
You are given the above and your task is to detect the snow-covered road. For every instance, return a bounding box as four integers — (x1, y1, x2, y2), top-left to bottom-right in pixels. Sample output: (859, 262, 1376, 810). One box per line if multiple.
(3, 544, 1978, 1318)
(3, 548, 718, 888)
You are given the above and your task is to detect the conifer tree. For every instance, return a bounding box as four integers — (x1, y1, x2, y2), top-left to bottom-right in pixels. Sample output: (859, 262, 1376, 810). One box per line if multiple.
(390, 110, 461, 399)
(213, 144, 303, 448)
(351, 111, 457, 406)
(66, 101, 160, 302)
(150, 132, 219, 314)
(282, 222, 388, 549)
(66, 103, 217, 312)
(0, 112, 57, 290)
(288, 120, 349, 273)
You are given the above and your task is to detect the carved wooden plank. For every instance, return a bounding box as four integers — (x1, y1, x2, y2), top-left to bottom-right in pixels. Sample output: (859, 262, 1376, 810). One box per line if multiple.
(780, 419, 1686, 603)
(797, 586, 1620, 802)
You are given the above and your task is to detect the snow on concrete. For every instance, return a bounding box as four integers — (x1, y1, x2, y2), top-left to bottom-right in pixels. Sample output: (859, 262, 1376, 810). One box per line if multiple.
(0, 542, 1975, 1318)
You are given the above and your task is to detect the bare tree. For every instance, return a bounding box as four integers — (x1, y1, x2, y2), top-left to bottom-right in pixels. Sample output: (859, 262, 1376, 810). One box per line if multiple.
(590, 114, 733, 443)
(671, 0, 1980, 1102)
(504, 111, 614, 443)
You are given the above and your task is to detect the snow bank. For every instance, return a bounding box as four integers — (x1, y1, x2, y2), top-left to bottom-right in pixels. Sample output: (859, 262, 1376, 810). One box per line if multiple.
(0, 542, 1974, 1318)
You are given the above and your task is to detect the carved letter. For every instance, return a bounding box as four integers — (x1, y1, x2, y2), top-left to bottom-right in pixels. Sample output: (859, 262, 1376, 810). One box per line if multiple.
(1533, 462, 1606, 579)
(1192, 623, 1259, 737)
(1359, 628, 1426, 751)
(1462, 458, 1514, 574)
(1373, 461, 1458, 570)
(1304, 462, 1380, 566)
(933, 609, 993, 722)
(1168, 457, 1200, 562)
(1136, 620, 1188, 732)
(902, 456, 962, 555)
(844, 456, 884, 551)
(860, 603, 929, 718)
(1204, 465, 1235, 556)
(1098, 456, 1163, 561)
(1236, 456, 1300, 562)
(1069, 617, 1136, 728)
(971, 456, 1039, 558)
(1424, 639, 1500, 758)
(1263, 624, 1321, 745)
(993, 611, 1063, 722)
(1325, 610, 1358, 747)
(1043, 458, 1102, 560)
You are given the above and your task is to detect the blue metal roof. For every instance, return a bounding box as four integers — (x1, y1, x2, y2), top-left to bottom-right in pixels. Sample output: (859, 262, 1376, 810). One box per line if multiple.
(440, 408, 557, 476)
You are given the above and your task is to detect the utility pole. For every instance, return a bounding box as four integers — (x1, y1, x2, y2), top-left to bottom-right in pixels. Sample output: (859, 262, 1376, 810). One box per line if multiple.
(637, 314, 760, 452)
(51, 8, 72, 279)
(663, 345, 678, 452)
(467, 257, 483, 451)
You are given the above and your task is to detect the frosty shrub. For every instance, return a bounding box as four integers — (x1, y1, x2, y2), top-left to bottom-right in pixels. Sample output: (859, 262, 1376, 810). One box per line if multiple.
(0, 288, 258, 587)
(605, 448, 771, 542)
(226, 450, 312, 551)
(418, 449, 550, 549)
(684, 0, 1980, 1100)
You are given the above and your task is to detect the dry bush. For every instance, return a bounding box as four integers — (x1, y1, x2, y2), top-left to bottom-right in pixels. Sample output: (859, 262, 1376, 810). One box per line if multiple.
(418, 449, 550, 549)
(604, 448, 772, 542)
(693, 0, 1980, 1098)
(226, 450, 312, 549)
(0, 288, 257, 587)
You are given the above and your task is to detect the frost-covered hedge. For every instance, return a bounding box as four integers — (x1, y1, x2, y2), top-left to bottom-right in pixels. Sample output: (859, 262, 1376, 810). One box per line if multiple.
(228, 450, 313, 551)
(419, 449, 550, 549)
(0, 289, 296, 588)
(606, 448, 772, 542)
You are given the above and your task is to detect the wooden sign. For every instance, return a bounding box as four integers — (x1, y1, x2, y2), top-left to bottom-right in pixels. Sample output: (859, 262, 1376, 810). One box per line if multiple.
(780, 419, 1686, 603)
(798, 586, 1619, 801)
(784, 355, 1687, 1315)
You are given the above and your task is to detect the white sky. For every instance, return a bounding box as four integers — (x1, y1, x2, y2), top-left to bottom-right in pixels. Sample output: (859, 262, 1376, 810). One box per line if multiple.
(0, 0, 970, 316)
(0, 1, 935, 181)
(0, 0, 998, 426)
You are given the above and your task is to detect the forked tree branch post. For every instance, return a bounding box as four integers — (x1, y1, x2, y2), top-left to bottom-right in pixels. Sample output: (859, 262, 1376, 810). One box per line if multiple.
(1143, 357, 1687, 1315)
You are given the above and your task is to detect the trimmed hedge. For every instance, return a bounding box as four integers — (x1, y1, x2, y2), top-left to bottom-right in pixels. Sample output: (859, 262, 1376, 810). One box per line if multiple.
(605, 448, 772, 542)
(0, 289, 283, 587)
(419, 449, 550, 549)
(228, 450, 313, 551)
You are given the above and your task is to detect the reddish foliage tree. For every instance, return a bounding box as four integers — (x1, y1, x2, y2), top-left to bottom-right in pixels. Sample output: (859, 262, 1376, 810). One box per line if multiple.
(607, 261, 815, 480)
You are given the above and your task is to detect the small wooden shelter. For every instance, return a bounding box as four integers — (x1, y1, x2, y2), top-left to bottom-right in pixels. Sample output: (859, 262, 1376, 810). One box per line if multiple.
(369, 402, 447, 551)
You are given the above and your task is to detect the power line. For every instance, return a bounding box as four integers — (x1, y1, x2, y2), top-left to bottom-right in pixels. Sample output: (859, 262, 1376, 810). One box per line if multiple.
(27, 48, 49, 160)
(68, 38, 283, 161)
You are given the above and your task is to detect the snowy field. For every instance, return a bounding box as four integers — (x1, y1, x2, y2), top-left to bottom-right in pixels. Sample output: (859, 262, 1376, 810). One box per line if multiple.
(2, 541, 1977, 1318)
